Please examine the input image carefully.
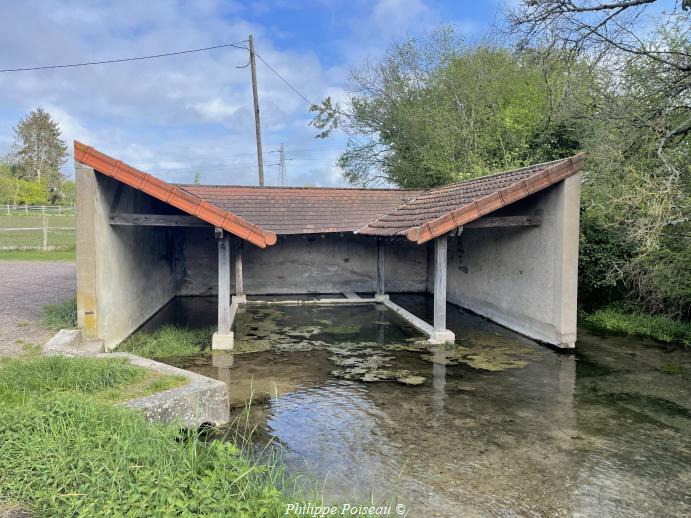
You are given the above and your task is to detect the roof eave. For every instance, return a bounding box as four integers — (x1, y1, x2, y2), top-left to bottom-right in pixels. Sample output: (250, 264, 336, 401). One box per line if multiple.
(405, 152, 587, 244)
(73, 141, 277, 248)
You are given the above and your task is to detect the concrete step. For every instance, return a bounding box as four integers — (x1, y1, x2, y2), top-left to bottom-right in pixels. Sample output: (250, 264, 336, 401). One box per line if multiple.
(79, 340, 105, 353)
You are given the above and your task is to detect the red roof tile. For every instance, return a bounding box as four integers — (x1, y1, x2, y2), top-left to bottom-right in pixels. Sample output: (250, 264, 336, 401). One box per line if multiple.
(74, 141, 585, 245)
(178, 185, 422, 235)
(73, 142, 277, 248)
(357, 153, 586, 243)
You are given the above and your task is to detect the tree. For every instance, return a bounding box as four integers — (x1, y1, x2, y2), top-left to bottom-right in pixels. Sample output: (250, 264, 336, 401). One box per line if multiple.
(509, 2, 691, 316)
(310, 28, 583, 188)
(8, 108, 68, 202)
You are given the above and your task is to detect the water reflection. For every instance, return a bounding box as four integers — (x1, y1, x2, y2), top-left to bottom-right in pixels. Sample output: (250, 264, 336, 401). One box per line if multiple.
(154, 295, 690, 517)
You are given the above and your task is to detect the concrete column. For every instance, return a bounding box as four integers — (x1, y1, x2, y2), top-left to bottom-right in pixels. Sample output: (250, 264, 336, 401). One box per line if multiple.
(233, 239, 246, 303)
(213, 235, 234, 350)
(431, 234, 455, 344)
(75, 164, 99, 339)
(552, 174, 581, 348)
(375, 238, 388, 302)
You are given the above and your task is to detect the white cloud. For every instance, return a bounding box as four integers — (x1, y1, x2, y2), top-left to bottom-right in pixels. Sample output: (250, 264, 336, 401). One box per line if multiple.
(0, 0, 484, 187)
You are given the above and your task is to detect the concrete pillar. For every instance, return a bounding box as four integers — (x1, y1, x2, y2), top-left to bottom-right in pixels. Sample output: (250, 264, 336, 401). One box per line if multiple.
(375, 238, 388, 302)
(431, 234, 455, 344)
(75, 164, 99, 339)
(233, 239, 246, 303)
(213, 235, 234, 350)
(552, 174, 581, 348)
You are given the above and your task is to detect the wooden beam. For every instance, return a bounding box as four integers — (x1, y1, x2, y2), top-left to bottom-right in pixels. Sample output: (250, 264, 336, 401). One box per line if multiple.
(461, 215, 542, 229)
(109, 213, 209, 227)
(433, 234, 447, 332)
(217, 236, 231, 335)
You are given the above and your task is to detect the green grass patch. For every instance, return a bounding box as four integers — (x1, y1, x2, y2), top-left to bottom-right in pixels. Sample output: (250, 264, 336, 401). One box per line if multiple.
(0, 355, 303, 516)
(118, 326, 213, 359)
(43, 298, 77, 330)
(0, 248, 76, 261)
(0, 356, 186, 405)
(581, 307, 691, 346)
(0, 396, 295, 516)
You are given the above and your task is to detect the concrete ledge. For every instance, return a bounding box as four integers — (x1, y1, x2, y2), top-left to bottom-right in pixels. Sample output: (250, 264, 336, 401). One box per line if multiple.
(43, 329, 230, 427)
(246, 297, 377, 305)
(212, 332, 234, 350)
(429, 330, 456, 345)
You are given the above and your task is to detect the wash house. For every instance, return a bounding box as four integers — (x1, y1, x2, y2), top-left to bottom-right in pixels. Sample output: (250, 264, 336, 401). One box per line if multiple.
(74, 141, 584, 351)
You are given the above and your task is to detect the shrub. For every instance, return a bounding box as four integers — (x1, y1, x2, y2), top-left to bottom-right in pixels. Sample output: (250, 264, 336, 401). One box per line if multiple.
(578, 211, 634, 311)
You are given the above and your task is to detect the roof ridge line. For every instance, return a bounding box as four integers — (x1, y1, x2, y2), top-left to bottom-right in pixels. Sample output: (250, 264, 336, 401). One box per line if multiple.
(176, 183, 423, 192)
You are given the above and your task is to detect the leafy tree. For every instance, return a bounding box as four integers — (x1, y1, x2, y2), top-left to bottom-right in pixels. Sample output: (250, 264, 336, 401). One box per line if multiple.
(7, 108, 68, 203)
(509, 1, 691, 316)
(310, 28, 583, 188)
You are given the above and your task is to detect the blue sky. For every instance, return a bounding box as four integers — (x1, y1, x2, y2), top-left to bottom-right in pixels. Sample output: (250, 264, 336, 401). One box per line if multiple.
(0, 0, 674, 187)
(0, 0, 507, 186)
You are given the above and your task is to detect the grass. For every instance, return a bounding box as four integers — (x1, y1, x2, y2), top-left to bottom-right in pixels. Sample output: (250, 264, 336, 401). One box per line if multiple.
(0, 356, 394, 516)
(118, 325, 213, 359)
(0, 356, 303, 517)
(0, 356, 186, 405)
(43, 297, 78, 330)
(0, 248, 76, 261)
(581, 307, 691, 347)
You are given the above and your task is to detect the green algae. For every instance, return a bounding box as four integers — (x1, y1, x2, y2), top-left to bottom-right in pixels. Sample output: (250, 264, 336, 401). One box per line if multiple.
(421, 341, 539, 372)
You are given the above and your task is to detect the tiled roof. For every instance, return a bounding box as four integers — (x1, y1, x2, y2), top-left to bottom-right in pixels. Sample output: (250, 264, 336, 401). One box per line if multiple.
(74, 141, 585, 245)
(73, 142, 277, 248)
(178, 185, 422, 235)
(357, 153, 586, 243)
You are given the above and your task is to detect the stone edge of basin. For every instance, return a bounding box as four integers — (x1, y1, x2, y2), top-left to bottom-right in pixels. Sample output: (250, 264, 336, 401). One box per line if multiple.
(43, 329, 230, 428)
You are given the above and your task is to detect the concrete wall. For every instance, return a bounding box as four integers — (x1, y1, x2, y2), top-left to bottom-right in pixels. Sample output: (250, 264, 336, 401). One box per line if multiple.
(76, 165, 180, 350)
(445, 174, 581, 348)
(178, 231, 428, 296)
(77, 165, 579, 350)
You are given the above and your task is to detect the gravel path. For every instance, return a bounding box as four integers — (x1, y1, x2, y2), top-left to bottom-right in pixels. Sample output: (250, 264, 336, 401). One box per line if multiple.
(0, 261, 76, 357)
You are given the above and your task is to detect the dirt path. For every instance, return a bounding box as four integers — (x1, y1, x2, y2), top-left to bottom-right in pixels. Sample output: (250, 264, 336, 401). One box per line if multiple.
(0, 261, 76, 357)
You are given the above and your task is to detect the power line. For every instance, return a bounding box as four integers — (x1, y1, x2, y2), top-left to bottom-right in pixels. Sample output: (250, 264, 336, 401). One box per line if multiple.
(0, 41, 248, 73)
(254, 50, 365, 146)
(254, 52, 313, 105)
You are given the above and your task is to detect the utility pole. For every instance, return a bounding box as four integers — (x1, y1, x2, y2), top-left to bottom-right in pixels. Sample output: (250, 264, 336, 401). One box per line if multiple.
(248, 34, 264, 186)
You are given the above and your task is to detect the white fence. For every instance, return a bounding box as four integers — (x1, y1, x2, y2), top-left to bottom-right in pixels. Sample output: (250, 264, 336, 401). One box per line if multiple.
(0, 205, 76, 251)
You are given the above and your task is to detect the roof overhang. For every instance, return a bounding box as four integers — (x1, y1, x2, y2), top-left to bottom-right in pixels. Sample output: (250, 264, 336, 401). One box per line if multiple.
(404, 153, 586, 244)
(73, 141, 277, 248)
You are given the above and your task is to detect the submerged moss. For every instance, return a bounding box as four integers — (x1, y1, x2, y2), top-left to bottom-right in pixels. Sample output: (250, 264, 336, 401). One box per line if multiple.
(421, 341, 539, 372)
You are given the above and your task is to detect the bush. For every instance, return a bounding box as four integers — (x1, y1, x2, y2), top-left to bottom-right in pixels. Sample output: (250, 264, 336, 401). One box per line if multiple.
(578, 211, 634, 311)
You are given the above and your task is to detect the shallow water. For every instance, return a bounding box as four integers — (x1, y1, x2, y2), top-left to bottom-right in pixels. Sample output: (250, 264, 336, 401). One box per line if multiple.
(154, 295, 691, 517)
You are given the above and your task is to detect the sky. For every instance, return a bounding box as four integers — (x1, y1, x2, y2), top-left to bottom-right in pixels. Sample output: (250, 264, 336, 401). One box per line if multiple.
(0, 0, 510, 187)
